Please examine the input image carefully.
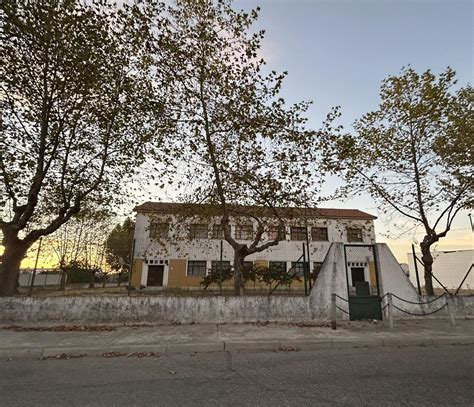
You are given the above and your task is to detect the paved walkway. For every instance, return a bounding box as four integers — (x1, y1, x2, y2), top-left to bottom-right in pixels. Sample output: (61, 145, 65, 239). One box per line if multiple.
(0, 319, 472, 359)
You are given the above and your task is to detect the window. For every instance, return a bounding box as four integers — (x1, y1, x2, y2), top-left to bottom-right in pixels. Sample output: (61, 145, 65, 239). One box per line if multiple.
(347, 228, 363, 242)
(311, 227, 328, 241)
(290, 227, 308, 241)
(291, 262, 309, 277)
(269, 261, 287, 273)
(211, 261, 231, 273)
(189, 224, 208, 239)
(211, 224, 224, 239)
(187, 260, 207, 276)
(313, 262, 323, 274)
(268, 225, 286, 241)
(243, 261, 253, 271)
(149, 222, 169, 239)
(312, 262, 323, 281)
(235, 224, 253, 240)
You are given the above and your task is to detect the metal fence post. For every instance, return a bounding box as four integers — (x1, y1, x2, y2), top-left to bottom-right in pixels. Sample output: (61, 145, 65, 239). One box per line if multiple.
(388, 293, 394, 329)
(331, 293, 337, 330)
(446, 293, 456, 327)
(28, 237, 43, 297)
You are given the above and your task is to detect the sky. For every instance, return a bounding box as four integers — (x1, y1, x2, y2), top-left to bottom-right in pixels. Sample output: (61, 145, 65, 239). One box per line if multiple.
(230, 0, 474, 262)
(21, 0, 473, 267)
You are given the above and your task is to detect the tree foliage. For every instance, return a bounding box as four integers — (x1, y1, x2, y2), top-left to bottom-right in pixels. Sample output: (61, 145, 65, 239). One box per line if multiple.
(256, 265, 301, 294)
(155, 0, 334, 295)
(200, 262, 257, 290)
(0, 0, 169, 295)
(105, 218, 134, 284)
(200, 262, 301, 294)
(324, 67, 473, 294)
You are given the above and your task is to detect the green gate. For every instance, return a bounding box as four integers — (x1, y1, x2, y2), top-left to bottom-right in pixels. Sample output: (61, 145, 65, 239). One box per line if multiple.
(344, 245, 382, 321)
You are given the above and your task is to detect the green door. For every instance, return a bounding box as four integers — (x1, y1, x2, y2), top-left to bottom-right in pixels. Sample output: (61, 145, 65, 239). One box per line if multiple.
(349, 295, 382, 321)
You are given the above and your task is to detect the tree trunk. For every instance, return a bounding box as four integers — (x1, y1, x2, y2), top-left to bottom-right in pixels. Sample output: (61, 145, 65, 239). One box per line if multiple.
(59, 269, 67, 290)
(0, 239, 29, 296)
(88, 271, 95, 289)
(233, 253, 245, 296)
(59, 258, 67, 290)
(420, 239, 436, 296)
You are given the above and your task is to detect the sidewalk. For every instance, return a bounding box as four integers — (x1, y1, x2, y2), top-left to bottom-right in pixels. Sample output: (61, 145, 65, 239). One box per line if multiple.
(1, 319, 473, 359)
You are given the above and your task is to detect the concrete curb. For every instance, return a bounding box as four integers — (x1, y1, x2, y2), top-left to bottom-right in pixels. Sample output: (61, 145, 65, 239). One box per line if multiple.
(1, 337, 473, 360)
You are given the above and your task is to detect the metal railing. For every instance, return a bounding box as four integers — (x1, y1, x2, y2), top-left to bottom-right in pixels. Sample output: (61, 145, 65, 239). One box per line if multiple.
(331, 292, 456, 330)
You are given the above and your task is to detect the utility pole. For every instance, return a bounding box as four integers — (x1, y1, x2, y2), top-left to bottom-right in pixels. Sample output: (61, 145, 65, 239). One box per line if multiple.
(127, 238, 136, 295)
(219, 239, 223, 295)
(412, 244, 422, 296)
(28, 237, 43, 297)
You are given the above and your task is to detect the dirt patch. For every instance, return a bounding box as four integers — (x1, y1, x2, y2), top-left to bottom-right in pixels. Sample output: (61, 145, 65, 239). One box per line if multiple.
(102, 351, 160, 358)
(3, 325, 116, 332)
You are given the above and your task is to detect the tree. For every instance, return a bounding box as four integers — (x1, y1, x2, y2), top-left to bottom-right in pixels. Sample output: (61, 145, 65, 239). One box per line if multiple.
(256, 265, 301, 295)
(200, 261, 258, 290)
(47, 208, 112, 289)
(105, 218, 134, 286)
(325, 67, 473, 295)
(157, 0, 333, 295)
(0, 0, 169, 295)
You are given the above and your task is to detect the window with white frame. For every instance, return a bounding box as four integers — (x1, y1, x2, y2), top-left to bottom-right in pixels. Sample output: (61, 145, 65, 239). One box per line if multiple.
(211, 261, 231, 273)
(267, 225, 286, 241)
(312, 262, 323, 280)
(235, 224, 253, 240)
(291, 261, 309, 277)
(187, 260, 207, 276)
(211, 224, 224, 239)
(243, 261, 254, 273)
(269, 261, 287, 273)
(290, 226, 308, 241)
(311, 227, 328, 241)
(347, 227, 363, 242)
(189, 224, 208, 239)
(149, 222, 169, 239)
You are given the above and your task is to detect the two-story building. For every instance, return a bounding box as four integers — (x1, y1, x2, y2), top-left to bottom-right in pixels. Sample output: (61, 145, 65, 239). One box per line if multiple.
(130, 202, 378, 290)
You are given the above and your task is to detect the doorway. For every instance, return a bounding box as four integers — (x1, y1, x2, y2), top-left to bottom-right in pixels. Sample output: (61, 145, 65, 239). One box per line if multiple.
(147, 265, 164, 287)
(351, 267, 365, 286)
(344, 245, 382, 321)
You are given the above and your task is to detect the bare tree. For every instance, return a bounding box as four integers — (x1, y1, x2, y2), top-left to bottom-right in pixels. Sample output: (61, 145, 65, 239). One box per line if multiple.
(47, 208, 112, 289)
(324, 67, 473, 295)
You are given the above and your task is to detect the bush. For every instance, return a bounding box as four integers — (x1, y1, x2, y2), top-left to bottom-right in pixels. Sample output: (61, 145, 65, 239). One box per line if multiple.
(64, 261, 97, 284)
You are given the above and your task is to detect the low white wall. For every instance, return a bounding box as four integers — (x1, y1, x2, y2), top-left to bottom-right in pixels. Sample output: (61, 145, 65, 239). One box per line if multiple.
(0, 295, 314, 325)
(18, 274, 61, 287)
(1, 294, 472, 325)
(3, 243, 472, 325)
(385, 294, 474, 319)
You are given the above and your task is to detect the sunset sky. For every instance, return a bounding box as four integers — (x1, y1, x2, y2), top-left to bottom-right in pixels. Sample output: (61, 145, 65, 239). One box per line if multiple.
(20, 0, 473, 268)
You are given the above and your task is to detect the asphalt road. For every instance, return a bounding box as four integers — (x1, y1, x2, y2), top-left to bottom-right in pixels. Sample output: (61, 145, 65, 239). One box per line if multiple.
(1, 345, 473, 406)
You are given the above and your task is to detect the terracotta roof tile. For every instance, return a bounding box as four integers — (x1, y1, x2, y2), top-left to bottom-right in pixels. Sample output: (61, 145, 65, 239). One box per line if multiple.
(134, 201, 377, 220)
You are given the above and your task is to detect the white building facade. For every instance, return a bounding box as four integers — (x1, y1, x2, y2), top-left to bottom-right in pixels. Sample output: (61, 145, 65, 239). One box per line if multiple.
(131, 202, 377, 289)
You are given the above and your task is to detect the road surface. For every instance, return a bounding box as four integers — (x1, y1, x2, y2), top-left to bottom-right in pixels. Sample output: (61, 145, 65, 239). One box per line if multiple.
(1, 345, 473, 406)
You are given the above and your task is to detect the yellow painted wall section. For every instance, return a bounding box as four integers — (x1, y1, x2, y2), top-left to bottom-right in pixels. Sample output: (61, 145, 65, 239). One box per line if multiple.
(168, 259, 202, 287)
(254, 260, 269, 268)
(369, 261, 377, 287)
(165, 258, 307, 290)
(131, 259, 143, 288)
